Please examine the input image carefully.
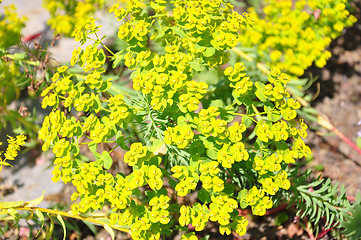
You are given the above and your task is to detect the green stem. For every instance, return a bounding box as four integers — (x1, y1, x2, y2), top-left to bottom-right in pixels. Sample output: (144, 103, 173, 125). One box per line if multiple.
(4, 54, 40, 66)
(15, 206, 130, 233)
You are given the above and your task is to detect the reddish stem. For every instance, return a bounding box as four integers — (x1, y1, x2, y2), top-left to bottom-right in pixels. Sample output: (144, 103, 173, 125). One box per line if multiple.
(306, 222, 317, 240)
(318, 115, 361, 156)
(316, 227, 334, 240)
(22, 32, 42, 43)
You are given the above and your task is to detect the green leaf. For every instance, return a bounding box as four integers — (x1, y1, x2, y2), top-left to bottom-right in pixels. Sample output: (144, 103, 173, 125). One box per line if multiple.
(210, 99, 224, 108)
(255, 88, 267, 102)
(149, 156, 162, 166)
(203, 47, 216, 57)
(171, 27, 187, 38)
(242, 115, 253, 128)
(200, 136, 214, 149)
(168, 177, 177, 188)
(267, 109, 281, 122)
(98, 80, 112, 92)
(111, 51, 124, 68)
(189, 61, 204, 72)
(35, 210, 45, 237)
(341, 204, 361, 240)
(6, 208, 20, 222)
(88, 142, 97, 154)
(24, 191, 44, 207)
(57, 214, 66, 240)
(189, 140, 205, 157)
(206, 148, 217, 160)
(177, 116, 188, 126)
(116, 132, 129, 150)
(46, 214, 54, 240)
(148, 139, 166, 155)
(82, 220, 98, 235)
(93, 94, 102, 113)
(275, 212, 289, 226)
(237, 189, 248, 201)
(0, 200, 25, 209)
(189, 156, 200, 168)
(194, 44, 206, 52)
(198, 189, 211, 203)
(102, 151, 113, 170)
(104, 224, 115, 240)
(223, 183, 234, 195)
(13, 52, 26, 60)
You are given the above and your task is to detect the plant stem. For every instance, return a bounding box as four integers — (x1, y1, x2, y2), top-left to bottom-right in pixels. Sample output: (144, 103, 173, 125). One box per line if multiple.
(15, 206, 131, 233)
(317, 115, 361, 156)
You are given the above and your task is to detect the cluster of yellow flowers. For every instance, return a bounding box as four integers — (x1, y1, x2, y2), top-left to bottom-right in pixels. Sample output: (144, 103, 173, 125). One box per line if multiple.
(0, 134, 26, 172)
(238, 0, 357, 76)
(0, 5, 26, 49)
(179, 195, 248, 235)
(43, 0, 106, 36)
(38, 0, 320, 239)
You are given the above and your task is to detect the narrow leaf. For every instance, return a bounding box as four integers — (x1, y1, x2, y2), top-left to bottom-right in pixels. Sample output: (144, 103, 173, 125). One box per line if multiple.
(104, 224, 115, 240)
(24, 191, 44, 207)
(46, 214, 54, 240)
(0, 200, 25, 209)
(57, 214, 66, 240)
(35, 210, 45, 237)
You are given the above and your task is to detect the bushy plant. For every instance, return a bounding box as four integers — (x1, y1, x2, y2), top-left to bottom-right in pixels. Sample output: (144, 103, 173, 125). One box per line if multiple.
(38, 0, 317, 238)
(238, 0, 357, 76)
(1, 0, 360, 239)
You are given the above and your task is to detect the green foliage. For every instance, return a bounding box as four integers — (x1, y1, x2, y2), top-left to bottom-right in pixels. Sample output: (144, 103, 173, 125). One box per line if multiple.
(0, 0, 360, 239)
(0, 5, 26, 49)
(0, 4, 53, 143)
(37, 0, 319, 238)
(341, 195, 361, 240)
(296, 177, 348, 228)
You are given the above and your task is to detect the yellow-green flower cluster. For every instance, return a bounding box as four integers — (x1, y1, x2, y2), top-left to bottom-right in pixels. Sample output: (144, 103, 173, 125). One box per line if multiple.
(181, 232, 198, 240)
(108, 0, 251, 114)
(217, 141, 249, 168)
(224, 62, 253, 96)
(107, 94, 133, 127)
(171, 165, 198, 196)
(240, 186, 273, 216)
(258, 170, 291, 195)
(0, 134, 26, 171)
(199, 161, 224, 192)
(0, 5, 26, 49)
(43, 0, 106, 36)
(238, 0, 357, 76)
(164, 124, 194, 149)
(172, 0, 247, 55)
(148, 195, 171, 224)
(124, 142, 148, 166)
(196, 106, 228, 139)
(179, 194, 248, 235)
(144, 165, 164, 190)
(39, 110, 67, 152)
(179, 203, 209, 231)
(72, 45, 106, 73)
(68, 162, 134, 214)
(210, 194, 248, 235)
